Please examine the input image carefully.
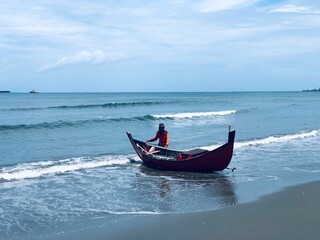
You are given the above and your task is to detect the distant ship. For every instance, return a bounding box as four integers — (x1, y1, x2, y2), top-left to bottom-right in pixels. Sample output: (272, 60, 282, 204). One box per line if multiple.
(0, 90, 10, 93)
(30, 89, 38, 93)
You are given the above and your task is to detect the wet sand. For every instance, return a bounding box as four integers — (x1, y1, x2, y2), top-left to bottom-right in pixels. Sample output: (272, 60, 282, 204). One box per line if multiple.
(60, 181, 320, 240)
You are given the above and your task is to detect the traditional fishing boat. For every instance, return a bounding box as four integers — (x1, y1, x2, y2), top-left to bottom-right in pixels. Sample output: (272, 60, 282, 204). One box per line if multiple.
(126, 128, 236, 173)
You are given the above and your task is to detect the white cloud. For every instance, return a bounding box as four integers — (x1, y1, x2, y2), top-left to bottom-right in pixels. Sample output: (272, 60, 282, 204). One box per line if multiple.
(269, 4, 320, 14)
(39, 50, 128, 71)
(196, 0, 257, 13)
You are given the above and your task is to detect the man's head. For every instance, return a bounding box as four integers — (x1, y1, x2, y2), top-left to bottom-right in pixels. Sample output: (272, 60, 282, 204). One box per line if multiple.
(159, 123, 165, 132)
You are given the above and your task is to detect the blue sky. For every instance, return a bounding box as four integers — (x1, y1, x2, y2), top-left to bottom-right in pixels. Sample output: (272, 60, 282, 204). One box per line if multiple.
(0, 0, 319, 92)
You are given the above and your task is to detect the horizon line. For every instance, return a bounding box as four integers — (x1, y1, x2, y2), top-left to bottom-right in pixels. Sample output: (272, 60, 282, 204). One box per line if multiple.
(1, 90, 315, 94)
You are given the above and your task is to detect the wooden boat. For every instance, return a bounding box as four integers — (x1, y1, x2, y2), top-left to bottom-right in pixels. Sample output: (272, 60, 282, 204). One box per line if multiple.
(126, 129, 236, 173)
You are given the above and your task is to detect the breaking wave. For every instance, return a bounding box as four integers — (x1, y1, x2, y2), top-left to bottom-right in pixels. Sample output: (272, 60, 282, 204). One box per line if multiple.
(203, 129, 320, 151)
(1, 129, 319, 182)
(235, 129, 320, 149)
(0, 155, 132, 181)
(151, 110, 237, 119)
(0, 110, 237, 131)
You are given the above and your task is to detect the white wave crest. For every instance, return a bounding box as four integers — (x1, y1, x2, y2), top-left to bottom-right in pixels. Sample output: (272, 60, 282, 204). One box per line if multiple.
(0, 155, 130, 181)
(152, 110, 237, 119)
(201, 129, 320, 151)
(235, 129, 320, 149)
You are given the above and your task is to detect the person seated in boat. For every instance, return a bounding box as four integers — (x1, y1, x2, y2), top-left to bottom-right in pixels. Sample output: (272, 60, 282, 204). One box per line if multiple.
(146, 123, 169, 148)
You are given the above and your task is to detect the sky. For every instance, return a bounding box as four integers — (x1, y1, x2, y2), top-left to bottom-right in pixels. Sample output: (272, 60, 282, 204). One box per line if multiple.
(0, 0, 319, 92)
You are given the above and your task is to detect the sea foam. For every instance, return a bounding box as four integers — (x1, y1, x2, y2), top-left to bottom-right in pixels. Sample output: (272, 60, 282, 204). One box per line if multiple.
(201, 129, 320, 150)
(235, 129, 320, 149)
(0, 155, 130, 181)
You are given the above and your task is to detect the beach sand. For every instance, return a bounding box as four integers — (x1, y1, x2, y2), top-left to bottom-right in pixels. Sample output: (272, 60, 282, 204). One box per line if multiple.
(59, 181, 320, 240)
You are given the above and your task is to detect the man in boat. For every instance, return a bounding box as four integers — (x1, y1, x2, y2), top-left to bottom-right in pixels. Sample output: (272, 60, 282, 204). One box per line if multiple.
(146, 123, 169, 148)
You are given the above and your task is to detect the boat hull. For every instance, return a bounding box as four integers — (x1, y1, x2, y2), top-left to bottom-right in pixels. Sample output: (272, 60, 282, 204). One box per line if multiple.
(126, 130, 235, 173)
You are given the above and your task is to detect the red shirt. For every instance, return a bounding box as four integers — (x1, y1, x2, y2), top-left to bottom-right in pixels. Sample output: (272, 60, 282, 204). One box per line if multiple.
(148, 131, 169, 147)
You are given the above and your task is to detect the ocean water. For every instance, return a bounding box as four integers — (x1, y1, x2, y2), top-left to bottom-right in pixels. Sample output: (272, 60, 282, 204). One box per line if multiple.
(0, 92, 319, 239)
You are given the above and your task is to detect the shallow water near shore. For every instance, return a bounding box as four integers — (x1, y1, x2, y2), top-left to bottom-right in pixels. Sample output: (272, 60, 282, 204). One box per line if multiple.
(0, 92, 319, 239)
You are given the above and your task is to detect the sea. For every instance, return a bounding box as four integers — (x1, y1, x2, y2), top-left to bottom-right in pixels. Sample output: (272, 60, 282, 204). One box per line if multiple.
(0, 92, 319, 239)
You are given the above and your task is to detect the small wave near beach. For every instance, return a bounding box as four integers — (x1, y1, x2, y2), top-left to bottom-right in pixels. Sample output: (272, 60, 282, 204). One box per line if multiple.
(0, 155, 132, 182)
(235, 129, 320, 149)
(202, 129, 320, 151)
(3, 129, 318, 182)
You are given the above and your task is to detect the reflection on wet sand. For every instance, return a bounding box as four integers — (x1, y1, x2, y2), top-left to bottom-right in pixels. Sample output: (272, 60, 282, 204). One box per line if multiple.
(135, 165, 238, 212)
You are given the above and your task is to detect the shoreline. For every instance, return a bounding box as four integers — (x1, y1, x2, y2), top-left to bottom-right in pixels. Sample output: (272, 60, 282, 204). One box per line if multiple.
(56, 180, 320, 240)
